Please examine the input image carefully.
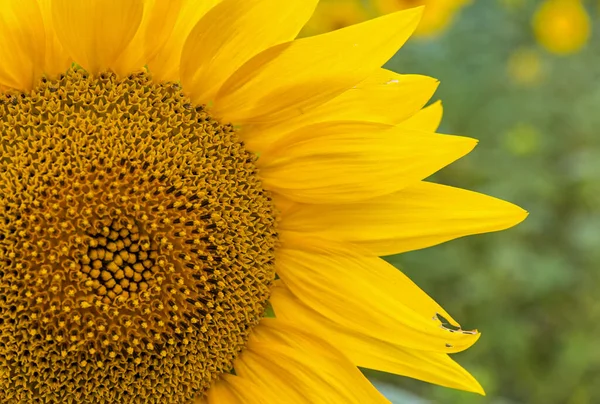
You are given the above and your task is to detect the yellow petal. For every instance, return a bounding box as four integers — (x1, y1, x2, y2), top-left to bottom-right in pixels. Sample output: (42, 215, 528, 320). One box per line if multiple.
(51, 0, 144, 74)
(205, 374, 274, 404)
(279, 181, 528, 256)
(235, 319, 389, 404)
(278, 234, 458, 325)
(112, 0, 184, 76)
(258, 122, 476, 203)
(270, 284, 485, 394)
(296, 70, 438, 124)
(241, 70, 438, 153)
(0, 0, 45, 90)
(146, 0, 221, 82)
(213, 7, 423, 124)
(37, 0, 72, 79)
(399, 100, 444, 132)
(181, 0, 318, 104)
(274, 235, 479, 353)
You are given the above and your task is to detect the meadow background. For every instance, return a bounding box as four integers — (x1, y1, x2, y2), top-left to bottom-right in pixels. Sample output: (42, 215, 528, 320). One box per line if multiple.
(309, 1, 600, 403)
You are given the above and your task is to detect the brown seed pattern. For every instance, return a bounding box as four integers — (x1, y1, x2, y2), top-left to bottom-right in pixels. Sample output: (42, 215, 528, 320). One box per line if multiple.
(0, 68, 278, 403)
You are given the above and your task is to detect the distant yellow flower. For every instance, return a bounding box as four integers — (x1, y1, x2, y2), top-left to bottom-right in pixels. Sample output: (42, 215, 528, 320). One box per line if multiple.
(0, 0, 526, 402)
(507, 48, 544, 86)
(302, 0, 368, 35)
(373, 0, 472, 36)
(533, 0, 590, 55)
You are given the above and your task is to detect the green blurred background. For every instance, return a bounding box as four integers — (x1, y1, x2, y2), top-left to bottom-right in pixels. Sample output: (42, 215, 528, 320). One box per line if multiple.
(359, 1, 600, 403)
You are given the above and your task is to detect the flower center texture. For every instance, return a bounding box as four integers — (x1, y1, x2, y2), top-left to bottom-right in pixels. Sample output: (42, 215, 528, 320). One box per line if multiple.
(0, 68, 279, 403)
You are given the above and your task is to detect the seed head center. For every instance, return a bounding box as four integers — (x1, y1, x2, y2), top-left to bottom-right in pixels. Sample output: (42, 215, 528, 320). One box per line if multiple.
(0, 68, 278, 403)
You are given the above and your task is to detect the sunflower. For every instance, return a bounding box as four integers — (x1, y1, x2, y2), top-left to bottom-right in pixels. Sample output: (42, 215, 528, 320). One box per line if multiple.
(0, 0, 526, 403)
(532, 0, 590, 55)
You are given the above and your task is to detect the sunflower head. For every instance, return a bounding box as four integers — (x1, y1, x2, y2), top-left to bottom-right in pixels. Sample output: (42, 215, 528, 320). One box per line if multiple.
(0, 0, 526, 403)
(0, 67, 278, 401)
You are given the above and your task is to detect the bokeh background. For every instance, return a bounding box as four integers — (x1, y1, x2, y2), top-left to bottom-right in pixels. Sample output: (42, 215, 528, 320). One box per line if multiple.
(305, 1, 600, 403)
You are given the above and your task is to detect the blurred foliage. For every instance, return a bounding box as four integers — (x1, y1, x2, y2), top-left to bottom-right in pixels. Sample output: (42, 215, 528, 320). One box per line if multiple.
(364, 0, 600, 403)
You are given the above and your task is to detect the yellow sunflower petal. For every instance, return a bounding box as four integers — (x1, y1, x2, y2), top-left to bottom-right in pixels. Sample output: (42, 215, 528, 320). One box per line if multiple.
(399, 100, 444, 132)
(278, 233, 458, 325)
(279, 181, 528, 256)
(51, 0, 144, 73)
(0, 0, 45, 90)
(213, 7, 423, 124)
(37, 0, 72, 78)
(146, 0, 221, 82)
(274, 235, 479, 353)
(342, 70, 439, 125)
(112, 0, 184, 76)
(181, 0, 318, 104)
(235, 319, 389, 404)
(241, 70, 438, 153)
(270, 284, 485, 394)
(258, 122, 476, 203)
(205, 374, 274, 404)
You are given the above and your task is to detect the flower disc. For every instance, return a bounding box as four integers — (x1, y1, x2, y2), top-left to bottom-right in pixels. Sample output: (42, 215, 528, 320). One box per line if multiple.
(0, 68, 278, 403)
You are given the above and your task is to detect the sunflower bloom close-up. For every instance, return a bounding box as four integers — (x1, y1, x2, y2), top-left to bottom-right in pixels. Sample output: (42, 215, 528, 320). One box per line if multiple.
(0, 0, 527, 403)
